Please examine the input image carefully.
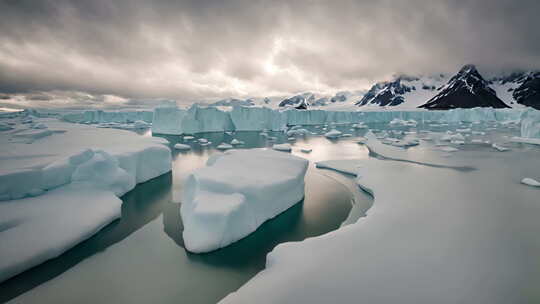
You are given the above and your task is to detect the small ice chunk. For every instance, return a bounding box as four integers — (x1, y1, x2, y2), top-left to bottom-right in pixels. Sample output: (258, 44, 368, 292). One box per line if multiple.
(174, 143, 191, 151)
(230, 138, 244, 145)
(217, 143, 233, 150)
(492, 143, 510, 152)
(352, 123, 367, 129)
(184, 136, 195, 140)
(439, 146, 459, 152)
(451, 140, 465, 145)
(198, 138, 208, 143)
(286, 128, 309, 137)
(521, 178, 540, 187)
(324, 129, 342, 139)
(273, 143, 292, 152)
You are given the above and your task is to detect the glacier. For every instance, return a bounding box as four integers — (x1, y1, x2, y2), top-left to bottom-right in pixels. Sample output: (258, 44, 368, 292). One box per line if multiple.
(180, 149, 308, 253)
(520, 109, 540, 138)
(150, 104, 538, 135)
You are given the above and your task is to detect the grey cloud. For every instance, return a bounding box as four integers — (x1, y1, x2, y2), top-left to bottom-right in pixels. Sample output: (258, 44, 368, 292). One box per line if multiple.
(0, 0, 538, 107)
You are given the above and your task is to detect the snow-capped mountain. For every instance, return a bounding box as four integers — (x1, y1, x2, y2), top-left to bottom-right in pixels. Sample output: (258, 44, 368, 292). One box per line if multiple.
(277, 91, 365, 109)
(203, 64, 538, 111)
(491, 72, 540, 110)
(419, 65, 510, 109)
(355, 75, 447, 109)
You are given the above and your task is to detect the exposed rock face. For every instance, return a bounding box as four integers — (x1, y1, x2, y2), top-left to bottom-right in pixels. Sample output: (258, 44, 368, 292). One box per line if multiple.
(512, 72, 540, 110)
(419, 65, 510, 109)
(356, 76, 419, 107)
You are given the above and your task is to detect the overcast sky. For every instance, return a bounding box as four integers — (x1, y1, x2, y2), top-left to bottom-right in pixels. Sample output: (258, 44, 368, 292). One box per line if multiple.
(0, 0, 539, 108)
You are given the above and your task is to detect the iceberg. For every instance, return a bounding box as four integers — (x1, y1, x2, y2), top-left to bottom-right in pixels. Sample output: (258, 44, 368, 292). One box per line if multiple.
(180, 149, 308, 253)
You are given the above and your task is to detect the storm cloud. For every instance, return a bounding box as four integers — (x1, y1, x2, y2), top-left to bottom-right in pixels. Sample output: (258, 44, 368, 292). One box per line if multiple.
(0, 0, 539, 107)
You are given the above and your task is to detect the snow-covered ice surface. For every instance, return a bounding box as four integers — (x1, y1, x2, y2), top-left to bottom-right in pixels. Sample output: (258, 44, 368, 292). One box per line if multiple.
(0, 116, 171, 282)
(222, 129, 540, 304)
(181, 149, 308, 252)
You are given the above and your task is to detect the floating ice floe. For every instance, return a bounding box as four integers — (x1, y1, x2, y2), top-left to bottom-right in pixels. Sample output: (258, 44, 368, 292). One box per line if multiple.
(0, 119, 171, 282)
(180, 149, 308, 253)
(184, 136, 195, 140)
(273, 143, 292, 152)
(174, 143, 191, 151)
(521, 177, 540, 187)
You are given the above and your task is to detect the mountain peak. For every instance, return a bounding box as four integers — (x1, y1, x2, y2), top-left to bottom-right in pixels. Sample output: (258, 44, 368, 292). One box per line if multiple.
(419, 65, 510, 109)
(458, 64, 478, 74)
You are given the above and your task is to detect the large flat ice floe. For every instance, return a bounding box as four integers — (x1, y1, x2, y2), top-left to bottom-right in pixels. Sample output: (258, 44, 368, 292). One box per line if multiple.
(0, 116, 171, 282)
(180, 149, 308, 253)
(221, 153, 540, 304)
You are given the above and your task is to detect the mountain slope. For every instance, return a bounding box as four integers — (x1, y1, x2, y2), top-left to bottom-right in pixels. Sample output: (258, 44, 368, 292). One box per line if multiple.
(419, 65, 510, 109)
(511, 72, 540, 109)
(355, 75, 446, 109)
